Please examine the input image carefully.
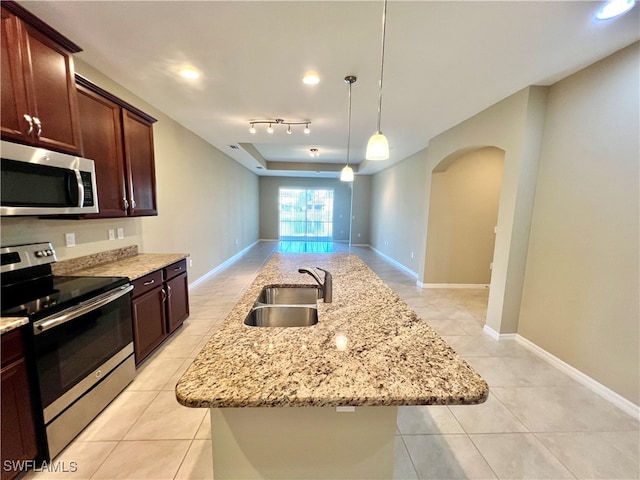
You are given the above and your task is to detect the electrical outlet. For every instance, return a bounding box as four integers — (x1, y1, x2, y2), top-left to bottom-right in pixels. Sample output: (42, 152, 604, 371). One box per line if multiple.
(117, 227, 124, 239)
(108, 229, 115, 240)
(189, 259, 193, 268)
(65, 233, 76, 247)
(411, 251, 414, 259)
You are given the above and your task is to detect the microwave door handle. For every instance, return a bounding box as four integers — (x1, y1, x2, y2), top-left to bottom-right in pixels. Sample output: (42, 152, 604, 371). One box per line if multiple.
(66, 170, 84, 208)
(33, 284, 133, 334)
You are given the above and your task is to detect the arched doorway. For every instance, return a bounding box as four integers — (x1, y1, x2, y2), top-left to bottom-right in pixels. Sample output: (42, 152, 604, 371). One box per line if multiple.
(424, 146, 505, 287)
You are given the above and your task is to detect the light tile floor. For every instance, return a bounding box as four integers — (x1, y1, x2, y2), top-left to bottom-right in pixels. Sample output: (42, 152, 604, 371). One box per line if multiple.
(25, 241, 639, 479)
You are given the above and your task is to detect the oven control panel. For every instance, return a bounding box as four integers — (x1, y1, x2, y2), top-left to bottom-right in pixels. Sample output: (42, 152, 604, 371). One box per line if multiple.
(0, 242, 57, 273)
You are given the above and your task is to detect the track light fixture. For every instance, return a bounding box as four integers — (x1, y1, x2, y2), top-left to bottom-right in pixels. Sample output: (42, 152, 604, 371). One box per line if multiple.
(249, 118, 311, 135)
(340, 75, 356, 183)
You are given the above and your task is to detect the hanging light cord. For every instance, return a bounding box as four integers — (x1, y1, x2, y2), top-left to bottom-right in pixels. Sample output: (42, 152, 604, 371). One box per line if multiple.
(375, 0, 388, 133)
(346, 78, 353, 167)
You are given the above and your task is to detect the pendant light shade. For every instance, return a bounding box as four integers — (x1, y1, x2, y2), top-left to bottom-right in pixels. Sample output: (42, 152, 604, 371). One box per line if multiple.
(366, 132, 389, 161)
(340, 165, 354, 182)
(341, 75, 357, 183)
(366, 0, 390, 161)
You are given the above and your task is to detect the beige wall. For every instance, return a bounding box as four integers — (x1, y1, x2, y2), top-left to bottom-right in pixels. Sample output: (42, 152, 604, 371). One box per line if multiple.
(424, 147, 504, 284)
(370, 150, 428, 275)
(258, 176, 354, 242)
(0, 60, 259, 283)
(350, 175, 371, 245)
(518, 43, 640, 403)
(420, 86, 548, 334)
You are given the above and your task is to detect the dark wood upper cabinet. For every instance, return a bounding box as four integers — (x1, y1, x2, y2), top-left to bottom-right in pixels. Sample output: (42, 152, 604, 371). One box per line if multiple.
(76, 83, 128, 217)
(123, 110, 158, 217)
(0, 2, 82, 155)
(76, 76, 158, 218)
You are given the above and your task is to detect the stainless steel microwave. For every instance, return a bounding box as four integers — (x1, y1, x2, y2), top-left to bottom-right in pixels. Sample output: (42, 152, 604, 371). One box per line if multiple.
(1, 140, 99, 216)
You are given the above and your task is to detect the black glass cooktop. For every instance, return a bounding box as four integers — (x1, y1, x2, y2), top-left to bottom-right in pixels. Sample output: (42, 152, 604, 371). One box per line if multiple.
(1, 274, 129, 319)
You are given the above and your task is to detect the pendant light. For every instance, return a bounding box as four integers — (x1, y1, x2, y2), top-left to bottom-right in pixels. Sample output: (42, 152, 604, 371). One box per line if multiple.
(341, 76, 356, 182)
(366, 0, 390, 161)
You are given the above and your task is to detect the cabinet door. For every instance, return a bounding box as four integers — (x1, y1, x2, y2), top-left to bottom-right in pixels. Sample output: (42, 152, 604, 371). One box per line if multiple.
(20, 21, 82, 154)
(76, 83, 128, 218)
(123, 110, 157, 217)
(131, 286, 166, 365)
(0, 9, 31, 144)
(166, 272, 190, 334)
(1, 331, 38, 480)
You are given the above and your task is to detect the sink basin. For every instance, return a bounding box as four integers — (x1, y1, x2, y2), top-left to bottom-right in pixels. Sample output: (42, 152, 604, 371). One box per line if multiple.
(244, 305, 318, 327)
(256, 286, 321, 305)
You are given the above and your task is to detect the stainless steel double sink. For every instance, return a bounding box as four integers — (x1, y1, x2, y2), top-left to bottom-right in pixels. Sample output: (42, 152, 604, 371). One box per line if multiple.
(244, 285, 321, 327)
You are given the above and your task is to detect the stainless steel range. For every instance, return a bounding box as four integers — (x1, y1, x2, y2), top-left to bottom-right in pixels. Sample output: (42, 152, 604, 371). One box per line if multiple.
(1, 242, 135, 460)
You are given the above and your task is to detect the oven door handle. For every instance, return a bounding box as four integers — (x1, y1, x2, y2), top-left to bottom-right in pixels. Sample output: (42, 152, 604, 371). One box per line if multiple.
(33, 284, 133, 335)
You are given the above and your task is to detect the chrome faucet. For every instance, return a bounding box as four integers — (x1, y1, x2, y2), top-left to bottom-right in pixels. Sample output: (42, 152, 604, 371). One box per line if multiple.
(298, 267, 332, 303)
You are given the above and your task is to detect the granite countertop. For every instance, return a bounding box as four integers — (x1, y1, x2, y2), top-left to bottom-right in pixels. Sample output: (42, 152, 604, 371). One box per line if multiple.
(57, 252, 189, 281)
(176, 253, 489, 409)
(0, 317, 29, 335)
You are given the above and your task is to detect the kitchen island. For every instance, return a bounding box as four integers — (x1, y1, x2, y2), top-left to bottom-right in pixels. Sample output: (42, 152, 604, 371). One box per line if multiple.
(176, 253, 488, 479)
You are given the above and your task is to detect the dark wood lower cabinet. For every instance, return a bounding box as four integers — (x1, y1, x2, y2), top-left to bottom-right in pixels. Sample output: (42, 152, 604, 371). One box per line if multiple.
(166, 272, 189, 334)
(131, 260, 190, 365)
(1, 329, 38, 480)
(131, 284, 167, 365)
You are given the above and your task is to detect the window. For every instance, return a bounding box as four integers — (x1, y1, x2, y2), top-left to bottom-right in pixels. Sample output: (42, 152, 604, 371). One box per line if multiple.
(279, 188, 334, 242)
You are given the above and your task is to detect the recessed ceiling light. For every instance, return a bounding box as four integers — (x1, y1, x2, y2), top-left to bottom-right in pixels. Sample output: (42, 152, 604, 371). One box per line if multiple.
(303, 72, 320, 85)
(179, 68, 200, 80)
(595, 0, 636, 19)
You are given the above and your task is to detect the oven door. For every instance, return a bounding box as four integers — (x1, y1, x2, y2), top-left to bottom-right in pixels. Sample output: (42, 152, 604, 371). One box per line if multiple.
(32, 284, 133, 424)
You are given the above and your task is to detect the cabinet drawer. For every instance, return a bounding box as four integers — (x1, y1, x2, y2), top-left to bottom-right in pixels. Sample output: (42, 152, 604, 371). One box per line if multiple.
(131, 270, 163, 298)
(164, 259, 187, 281)
(1, 329, 24, 367)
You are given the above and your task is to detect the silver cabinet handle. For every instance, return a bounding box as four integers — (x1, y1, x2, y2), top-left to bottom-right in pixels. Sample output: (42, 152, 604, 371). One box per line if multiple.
(173, 266, 182, 272)
(143, 279, 155, 286)
(131, 198, 137, 209)
(123, 197, 129, 210)
(23, 114, 33, 135)
(167, 284, 172, 298)
(32, 116, 42, 138)
(161, 288, 167, 302)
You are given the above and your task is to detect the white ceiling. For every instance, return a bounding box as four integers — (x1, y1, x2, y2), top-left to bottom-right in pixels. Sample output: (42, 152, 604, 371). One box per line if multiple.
(19, 1, 640, 177)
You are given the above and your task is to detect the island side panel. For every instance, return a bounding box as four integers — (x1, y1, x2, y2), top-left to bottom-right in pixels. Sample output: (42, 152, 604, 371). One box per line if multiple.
(210, 406, 397, 479)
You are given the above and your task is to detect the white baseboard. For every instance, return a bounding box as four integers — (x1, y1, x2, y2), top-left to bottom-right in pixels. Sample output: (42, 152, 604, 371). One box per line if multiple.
(482, 325, 640, 420)
(368, 246, 418, 279)
(419, 283, 489, 289)
(189, 240, 260, 289)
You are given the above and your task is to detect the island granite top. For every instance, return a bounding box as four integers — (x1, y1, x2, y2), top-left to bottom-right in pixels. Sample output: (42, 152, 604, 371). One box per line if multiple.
(176, 253, 488, 409)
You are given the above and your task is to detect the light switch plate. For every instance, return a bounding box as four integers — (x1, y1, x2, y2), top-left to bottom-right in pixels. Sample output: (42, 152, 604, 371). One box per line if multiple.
(117, 227, 124, 239)
(108, 229, 115, 240)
